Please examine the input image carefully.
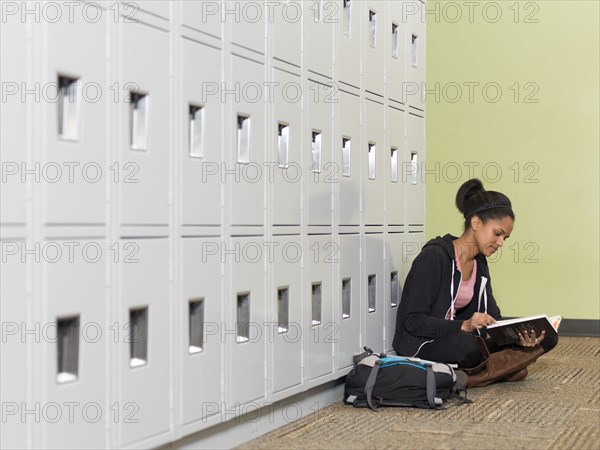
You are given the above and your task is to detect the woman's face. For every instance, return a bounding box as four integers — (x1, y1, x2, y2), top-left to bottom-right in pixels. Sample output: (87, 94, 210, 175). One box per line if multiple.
(472, 215, 514, 257)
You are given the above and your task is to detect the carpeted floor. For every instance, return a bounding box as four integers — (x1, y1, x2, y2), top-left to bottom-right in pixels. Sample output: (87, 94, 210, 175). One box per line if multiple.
(238, 336, 600, 449)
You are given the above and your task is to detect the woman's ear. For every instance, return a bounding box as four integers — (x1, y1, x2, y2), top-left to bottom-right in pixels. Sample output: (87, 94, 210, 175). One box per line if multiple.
(471, 216, 481, 231)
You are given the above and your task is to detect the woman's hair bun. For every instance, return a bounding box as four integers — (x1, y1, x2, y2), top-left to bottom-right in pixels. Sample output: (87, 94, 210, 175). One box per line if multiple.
(455, 178, 484, 215)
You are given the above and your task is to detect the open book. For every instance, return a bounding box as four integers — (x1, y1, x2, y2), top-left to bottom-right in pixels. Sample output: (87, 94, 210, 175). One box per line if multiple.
(486, 314, 561, 346)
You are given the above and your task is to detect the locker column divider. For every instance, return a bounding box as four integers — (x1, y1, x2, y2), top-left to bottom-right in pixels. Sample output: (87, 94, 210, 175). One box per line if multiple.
(172, 0, 181, 441)
(221, 7, 230, 419)
(108, 10, 119, 448)
(28, 14, 40, 450)
(265, 11, 273, 405)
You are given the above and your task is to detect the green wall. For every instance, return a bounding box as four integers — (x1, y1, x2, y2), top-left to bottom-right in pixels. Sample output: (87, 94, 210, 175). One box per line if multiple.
(425, 1, 599, 320)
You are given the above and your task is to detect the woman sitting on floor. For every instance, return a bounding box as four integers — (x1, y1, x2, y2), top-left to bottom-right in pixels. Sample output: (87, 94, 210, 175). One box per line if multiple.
(392, 178, 558, 387)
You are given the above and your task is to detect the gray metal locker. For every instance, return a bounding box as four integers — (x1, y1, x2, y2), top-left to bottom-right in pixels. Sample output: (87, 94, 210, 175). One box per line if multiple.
(306, 235, 335, 381)
(270, 236, 303, 396)
(118, 238, 171, 447)
(338, 91, 361, 226)
(1, 19, 28, 225)
(181, 40, 222, 227)
(337, 234, 361, 370)
(180, 238, 223, 428)
(42, 240, 107, 448)
(364, 234, 384, 351)
(229, 56, 265, 227)
(406, 113, 425, 226)
(364, 99, 385, 225)
(387, 105, 406, 225)
(339, 0, 361, 88)
(364, 1, 386, 96)
(0, 240, 28, 449)
(227, 237, 266, 406)
(272, 1, 302, 68)
(272, 70, 302, 226)
(119, 23, 170, 226)
(385, 232, 405, 353)
(43, 14, 107, 225)
(307, 82, 333, 226)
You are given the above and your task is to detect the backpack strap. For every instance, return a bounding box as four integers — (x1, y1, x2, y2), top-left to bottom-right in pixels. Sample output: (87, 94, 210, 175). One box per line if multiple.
(426, 366, 437, 409)
(364, 359, 383, 410)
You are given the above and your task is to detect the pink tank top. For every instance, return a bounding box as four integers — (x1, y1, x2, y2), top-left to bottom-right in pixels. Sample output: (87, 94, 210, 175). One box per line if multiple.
(446, 250, 477, 320)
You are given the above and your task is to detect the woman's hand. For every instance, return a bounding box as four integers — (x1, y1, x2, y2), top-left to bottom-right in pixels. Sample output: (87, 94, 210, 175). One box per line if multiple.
(461, 312, 496, 332)
(517, 329, 545, 347)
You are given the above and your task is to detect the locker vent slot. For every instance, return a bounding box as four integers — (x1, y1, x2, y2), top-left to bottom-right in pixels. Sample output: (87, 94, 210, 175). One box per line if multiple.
(189, 298, 204, 354)
(57, 75, 80, 141)
(311, 130, 322, 173)
(410, 151, 418, 185)
(130, 92, 149, 150)
(390, 271, 399, 307)
(189, 104, 205, 158)
(342, 137, 351, 177)
(311, 282, 322, 326)
(368, 142, 376, 180)
(390, 147, 398, 182)
(343, 0, 352, 36)
(277, 286, 289, 333)
(369, 10, 377, 47)
(129, 307, 148, 367)
(368, 274, 376, 313)
(342, 278, 351, 319)
(278, 122, 290, 168)
(56, 316, 80, 383)
(237, 114, 251, 163)
(237, 292, 250, 342)
(412, 34, 418, 67)
(392, 23, 399, 59)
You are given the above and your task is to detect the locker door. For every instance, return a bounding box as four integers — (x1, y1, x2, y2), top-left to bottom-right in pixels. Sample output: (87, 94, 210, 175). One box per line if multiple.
(272, 1, 302, 68)
(387, 106, 405, 225)
(306, 235, 334, 380)
(181, 40, 222, 226)
(43, 12, 107, 225)
(136, 1, 170, 19)
(307, 82, 333, 226)
(272, 70, 302, 226)
(230, 1, 266, 55)
(271, 236, 302, 394)
(181, 1, 222, 38)
(229, 56, 265, 227)
(337, 234, 361, 369)
(306, 1, 334, 78)
(42, 239, 107, 448)
(385, 233, 404, 353)
(118, 239, 171, 447)
(338, 91, 360, 226)
(405, 2, 426, 110)
(0, 18, 27, 225)
(364, 235, 384, 351)
(180, 238, 222, 426)
(364, 1, 385, 96)
(364, 100, 384, 225)
(0, 240, 28, 449)
(339, 0, 361, 88)
(119, 23, 170, 226)
(387, 1, 406, 102)
(406, 114, 425, 226)
(227, 237, 266, 406)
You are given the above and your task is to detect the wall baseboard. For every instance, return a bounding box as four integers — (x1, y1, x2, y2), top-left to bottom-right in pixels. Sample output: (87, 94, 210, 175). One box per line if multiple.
(559, 319, 600, 337)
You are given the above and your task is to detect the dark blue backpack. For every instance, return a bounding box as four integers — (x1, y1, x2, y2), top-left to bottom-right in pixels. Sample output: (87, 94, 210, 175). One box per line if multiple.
(343, 347, 469, 410)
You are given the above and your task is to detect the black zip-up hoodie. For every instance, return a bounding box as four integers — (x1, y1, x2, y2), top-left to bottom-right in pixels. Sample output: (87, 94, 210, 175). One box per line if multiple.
(392, 234, 503, 357)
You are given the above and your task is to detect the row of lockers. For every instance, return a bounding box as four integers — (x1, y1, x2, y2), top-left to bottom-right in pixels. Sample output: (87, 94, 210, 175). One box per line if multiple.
(1, 232, 425, 448)
(1, 0, 426, 229)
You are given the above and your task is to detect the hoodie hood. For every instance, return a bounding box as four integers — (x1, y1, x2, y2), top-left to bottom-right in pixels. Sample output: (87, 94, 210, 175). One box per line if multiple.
(422, 234, 458, 260)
